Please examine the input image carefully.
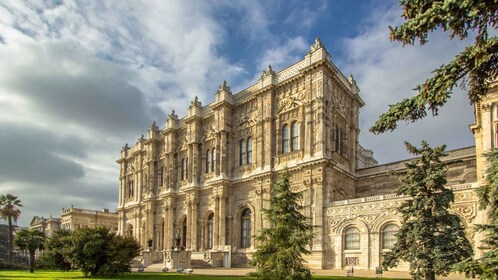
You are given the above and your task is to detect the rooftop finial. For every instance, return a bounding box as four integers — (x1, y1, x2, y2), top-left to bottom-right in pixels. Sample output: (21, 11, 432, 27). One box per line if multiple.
(261, 64, 275, 79)
(217, 80, 232, 94)
(309, 37, 323, 53)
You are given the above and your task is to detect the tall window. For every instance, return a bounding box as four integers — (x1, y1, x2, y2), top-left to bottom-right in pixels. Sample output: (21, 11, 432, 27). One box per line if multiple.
(211, 148, 216, 172)
(181, 158, 188, 181)
(160, 167, 164, 186)
(344, 227, 360, 250)
(247, 137, 253, 164)
(382, 224, 399, 250)
(282, 124, 290, 153)
(182, 218, 187, 248)
(128, 180, 134, 197)
(207, 213, 214, 249)
(206, 149, 211, 173)
(241, 208, 251, 248)
(291, 121, 299, 151)
(334, 127, 341, 152)
(240, 139, 246, 166)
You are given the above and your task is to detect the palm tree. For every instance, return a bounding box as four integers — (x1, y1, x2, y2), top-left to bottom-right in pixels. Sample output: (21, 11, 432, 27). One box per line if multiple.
(0, 194, 22, 263)
(15, 229, 45, 273)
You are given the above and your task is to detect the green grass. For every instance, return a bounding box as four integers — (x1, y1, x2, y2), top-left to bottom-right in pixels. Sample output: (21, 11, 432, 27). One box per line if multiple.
(0, 270, 406, 280)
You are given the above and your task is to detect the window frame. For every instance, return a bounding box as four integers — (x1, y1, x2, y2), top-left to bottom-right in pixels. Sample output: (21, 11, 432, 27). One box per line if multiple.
(344, 227, 360, 250)
(241, 208, 252, 248)
(291, 121, 299, 151)
(282, 124, 290, 153)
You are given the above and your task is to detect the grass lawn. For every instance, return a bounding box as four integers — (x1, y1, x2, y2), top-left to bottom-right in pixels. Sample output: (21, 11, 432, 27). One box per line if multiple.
(0, 270, 406, 280)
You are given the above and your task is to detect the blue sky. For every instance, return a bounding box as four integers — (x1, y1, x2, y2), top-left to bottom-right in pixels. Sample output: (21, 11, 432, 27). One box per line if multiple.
(0, 0, 476, 226)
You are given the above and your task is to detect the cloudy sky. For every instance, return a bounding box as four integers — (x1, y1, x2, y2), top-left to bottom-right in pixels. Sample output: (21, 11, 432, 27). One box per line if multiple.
(0, 0, 476, 226)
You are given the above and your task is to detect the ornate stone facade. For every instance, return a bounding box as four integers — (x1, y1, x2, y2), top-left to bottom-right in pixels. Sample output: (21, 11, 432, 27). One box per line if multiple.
(117, 39, 493, 270)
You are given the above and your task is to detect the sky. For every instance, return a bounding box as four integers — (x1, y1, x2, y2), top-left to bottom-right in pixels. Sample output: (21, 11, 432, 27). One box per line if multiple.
(0, 0, 476, 226)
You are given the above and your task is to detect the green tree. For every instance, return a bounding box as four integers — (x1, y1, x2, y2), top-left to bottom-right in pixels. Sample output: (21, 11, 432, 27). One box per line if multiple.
(251, 169, 314, 280)
(63, 226, 141, 277)
(37, 229, 72, 271)
(382, 141, 473, 280)
(370, 0, 498, 134)
(454, 149, 498, 279)
(14, 229, 45, 273)
(0, 194, 22, 263)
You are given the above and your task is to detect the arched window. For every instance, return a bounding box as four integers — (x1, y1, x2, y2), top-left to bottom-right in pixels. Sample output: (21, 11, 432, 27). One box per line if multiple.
(206, 149, 211, 173)
(344, 227, 360, 250)
(207, 213, 214, 249)
(247, 137, 253, 164)
(241, 208, 252, 248)
(240, 139, 246, 166)
(211, 148, 216, 172)
(291, 122, 299, 151)
(382, 224, 399, 250)
(282, 124, 290, 153)
(182, 218, 187, 248)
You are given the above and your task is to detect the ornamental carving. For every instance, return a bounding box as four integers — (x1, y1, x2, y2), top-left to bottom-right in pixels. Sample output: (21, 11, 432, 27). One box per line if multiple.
(277, 95, 304, 114)
(236, 115, 257, 131)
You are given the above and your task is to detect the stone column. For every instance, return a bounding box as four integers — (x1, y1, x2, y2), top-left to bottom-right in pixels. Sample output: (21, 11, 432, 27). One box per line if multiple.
(191, 202, 198, 251)
(219, 193, 226, 249)
(213, 197, 220, 249)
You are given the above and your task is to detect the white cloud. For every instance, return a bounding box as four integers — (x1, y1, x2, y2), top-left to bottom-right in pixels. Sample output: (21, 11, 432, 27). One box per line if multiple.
(338, 4, 476, 163)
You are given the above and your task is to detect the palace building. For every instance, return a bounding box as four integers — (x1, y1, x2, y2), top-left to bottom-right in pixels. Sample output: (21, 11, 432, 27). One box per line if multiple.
(116, 38, 494, 270)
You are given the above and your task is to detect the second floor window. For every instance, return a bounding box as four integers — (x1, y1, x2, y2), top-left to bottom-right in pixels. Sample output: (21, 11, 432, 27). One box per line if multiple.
(291, 122, 299, 151)
(181, 158, 188, 181)
(240, 140, 246, 166)
(206, 149, 211, 173)
(239, 138, 252, 166)
(282, 124, 290, 153)
(211, 148, 216, 172)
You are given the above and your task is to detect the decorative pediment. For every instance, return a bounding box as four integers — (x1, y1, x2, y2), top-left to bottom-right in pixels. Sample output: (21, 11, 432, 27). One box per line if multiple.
(278, 95, 303, 114)
(236, 115, 257, 131)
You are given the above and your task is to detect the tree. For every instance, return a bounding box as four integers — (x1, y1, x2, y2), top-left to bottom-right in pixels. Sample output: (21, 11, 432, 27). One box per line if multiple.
(382, 141, 473, 280)
(0, 194, 22, 263)
(370, 0, 498, 134)
(454, 149, 498, 279)
(251, 169, 314, 280)
(63, 226, 141, 277)
(37, 229, 72, 271)
(14, 229, 45, 273)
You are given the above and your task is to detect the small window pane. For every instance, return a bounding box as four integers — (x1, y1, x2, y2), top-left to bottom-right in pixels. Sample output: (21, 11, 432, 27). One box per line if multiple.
(206, 149, 211, 173)
(241, 208, 251, 248)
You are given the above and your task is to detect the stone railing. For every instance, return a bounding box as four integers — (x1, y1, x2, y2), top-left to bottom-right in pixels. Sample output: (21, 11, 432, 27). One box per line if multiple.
(330, 182, 478, 207)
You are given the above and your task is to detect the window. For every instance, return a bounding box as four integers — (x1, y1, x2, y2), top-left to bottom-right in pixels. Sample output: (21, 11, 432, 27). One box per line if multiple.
(181, 158, 188, 181)
(282, 124, 290, 153)
(344, 227, 360, 250)
(382, 224, 399, 250)
(206, 149, 211, 173)
(291, 122, 299, 151)
(240, 139, 246, 166)
(241, 208, 251, 248)
(160, 167, 164, 186)
(334, 127, 341, 152)
(247, 137, 253, 164)
(211, 148, 216, 172)
(207, 213, 214, 249)
(128, 180, 134, 197)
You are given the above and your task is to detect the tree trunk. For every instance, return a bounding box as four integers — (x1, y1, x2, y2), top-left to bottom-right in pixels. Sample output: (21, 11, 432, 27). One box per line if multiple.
(425, 272, 435, 280)
(8, 216, 13, 263)
(29, 250, 35, 273)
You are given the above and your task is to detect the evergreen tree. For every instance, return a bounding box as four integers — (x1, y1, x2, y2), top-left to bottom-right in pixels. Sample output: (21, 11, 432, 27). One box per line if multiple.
(455, 149, 498, 279)
(370, 0, 498, 134)
(382, 141, 473, 280)
(251, 169, 314, 280)
(14, 229, 45, 273)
